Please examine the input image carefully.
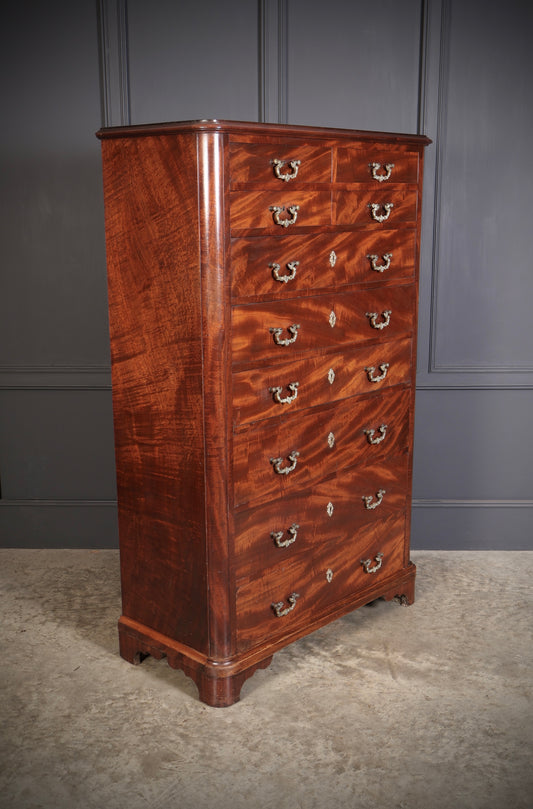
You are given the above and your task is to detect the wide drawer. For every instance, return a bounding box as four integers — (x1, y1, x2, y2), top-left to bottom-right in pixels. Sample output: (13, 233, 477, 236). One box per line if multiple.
(334, 147, 419, 184)
(235, 510, 407, 652)
(333, 188, 417, 226)
(232, 284, 416, 365)
(230, 228, 416, 299)
(233, 452, 410, 568)
(230, 189, 331, 233)
(229, 141, 331, 186)
(233, 387, 411, 507)
(233, 337, 412, 424)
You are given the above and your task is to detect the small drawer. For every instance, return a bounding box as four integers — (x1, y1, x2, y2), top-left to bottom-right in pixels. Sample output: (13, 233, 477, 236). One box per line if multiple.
(230, 189, 331, 233)
(235, 511, 407, 653)
(335, 147, 419, 184)
(233, 387, 411, 508)
(229, 142, 331, 186)
(230, 228, 416, 299)
(232, 337, 412, 425)
(333, 189, 418, 226)
(231, 284, 416, 365)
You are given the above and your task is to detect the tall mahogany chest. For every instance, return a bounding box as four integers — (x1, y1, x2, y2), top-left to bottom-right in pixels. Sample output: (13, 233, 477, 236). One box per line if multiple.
(97, 120, 430, 706)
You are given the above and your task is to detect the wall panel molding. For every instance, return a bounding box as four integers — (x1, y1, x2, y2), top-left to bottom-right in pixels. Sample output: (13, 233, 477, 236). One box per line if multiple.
(0, 366, 111, 390)
(416, 0, 533, 390)
(259, 0, 288, 123)
(97, 0, 131, 127)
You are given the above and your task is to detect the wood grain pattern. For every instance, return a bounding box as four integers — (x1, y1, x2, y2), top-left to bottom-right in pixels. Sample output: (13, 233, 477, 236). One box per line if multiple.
(100, 134, 208, 650)
(333, 188, 418, 226)
(233, 388, 411, 507)
(98, 120, 428, 706)
(231, 284, 415, 364)
(233, 452, 410, 573)
(231, 228, 416, 300)
(335, 146, 418, 183)
(230, 189, 331, 232)
(235, 512, 407, 652)
(229, 141, 331, 185)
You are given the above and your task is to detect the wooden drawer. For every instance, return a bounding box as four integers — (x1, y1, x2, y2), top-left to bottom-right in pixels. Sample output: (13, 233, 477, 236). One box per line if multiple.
(235, 511, 407, 652)
(234, 452, 410, 568)
(229, 142, 331, 186)
(232, 284, 415, 365)
(233, 337, 412, 424)
(233, 387, 411, 507)
(230, 228, 416, 299)
(333, 188, 418, 226)
(230, 189, 331, 233)
(335, 147, 418, 184)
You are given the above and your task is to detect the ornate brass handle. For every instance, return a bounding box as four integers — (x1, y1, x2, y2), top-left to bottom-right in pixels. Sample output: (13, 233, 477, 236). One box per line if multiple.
(367, 253, 393, 272)
(269, 381, 299, 404)
(271, 261, 299, 283)
(271, 523, 299, 548)
(365, 363, 390, 383)
(270, 324, 301, 346)
(270, 205, 300, 227)
(360, 552, 384, 573)
(362, 489, 386, 510)
(366, 310, 392, 330)
(369, 202, 393, 222)
(272, 592, 300, 617)
(270, 450, 300, 476)
(370, 162, 394, 182)
(272, 158, 301, 182)
(363, 424, 388, 445)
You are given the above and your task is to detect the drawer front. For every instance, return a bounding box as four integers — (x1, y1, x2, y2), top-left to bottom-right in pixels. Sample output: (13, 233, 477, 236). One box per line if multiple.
(235, 511, 407, 652)
(234, 453, 410, 570)
(333, 188, 418, 226)
(233, 337, 412, 424)
(229, 142, 331, 186)
(232, 285, 415, 365)
(335, 147, 419, 184)
(233, 387, 411, 507)
(230, 229, 416, 299)
(230, 189, 331, 233)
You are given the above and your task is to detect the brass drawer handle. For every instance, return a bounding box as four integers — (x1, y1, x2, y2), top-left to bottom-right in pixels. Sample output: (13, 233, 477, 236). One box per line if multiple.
(365, 363, 390, 383)
(269, 381, 299, 405)
(361, 552, 384, 574)
(362, 489, 386, 510)
(270, 324, 301, 346)
(271, 523, 299, 548)
(370, 162, 394, 182)
(363, 424, 388, 445)
(366, 310, 392, 330)
(271, 260, 299, 283)
(272, 158, 301, 182)
(270, 450, 300, 476)
(367, 253, 393, 273)
(272, 592, 300, 617)
(369, 202, 393, 222)
(270, 205, 300, 227)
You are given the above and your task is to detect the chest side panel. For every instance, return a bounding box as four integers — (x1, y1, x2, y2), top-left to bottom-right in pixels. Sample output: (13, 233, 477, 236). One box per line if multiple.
(101, 134, 208, 652)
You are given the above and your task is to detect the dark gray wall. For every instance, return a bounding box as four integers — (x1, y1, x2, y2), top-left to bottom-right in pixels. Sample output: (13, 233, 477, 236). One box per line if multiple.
(1, 0, 531, 549)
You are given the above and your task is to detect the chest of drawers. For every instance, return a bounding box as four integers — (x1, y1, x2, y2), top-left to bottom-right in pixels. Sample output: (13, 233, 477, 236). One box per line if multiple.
(97, 120, 430, 707)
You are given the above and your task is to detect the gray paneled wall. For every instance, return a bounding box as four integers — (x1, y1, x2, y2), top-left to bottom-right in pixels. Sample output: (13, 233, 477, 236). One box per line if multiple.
(0, 0, 531, 548)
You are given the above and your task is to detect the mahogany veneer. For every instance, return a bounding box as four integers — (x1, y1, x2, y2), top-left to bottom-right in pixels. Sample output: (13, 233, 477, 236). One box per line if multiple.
(97, 119, 430, 706)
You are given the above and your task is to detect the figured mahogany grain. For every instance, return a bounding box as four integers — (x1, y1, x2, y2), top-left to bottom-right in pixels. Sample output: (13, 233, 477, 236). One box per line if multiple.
(232, 387, 411, 507)
(97, 120, 429, 706)
(231, 284, 415, 364)
(230, 228, 416, 300)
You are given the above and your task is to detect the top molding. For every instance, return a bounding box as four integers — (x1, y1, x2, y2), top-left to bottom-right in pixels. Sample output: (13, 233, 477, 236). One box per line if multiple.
(96, 118, 432, 146)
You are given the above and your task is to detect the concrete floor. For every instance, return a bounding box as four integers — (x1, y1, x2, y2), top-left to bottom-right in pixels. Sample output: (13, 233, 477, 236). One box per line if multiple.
(0, 549, 531, 809)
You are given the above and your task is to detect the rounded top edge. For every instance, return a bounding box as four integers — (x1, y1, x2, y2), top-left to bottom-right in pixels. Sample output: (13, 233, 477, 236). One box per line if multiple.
(96, 118, 431, 145)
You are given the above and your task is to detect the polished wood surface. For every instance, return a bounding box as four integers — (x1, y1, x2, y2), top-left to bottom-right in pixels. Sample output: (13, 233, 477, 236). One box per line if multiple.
(98, 120, 428, 706)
